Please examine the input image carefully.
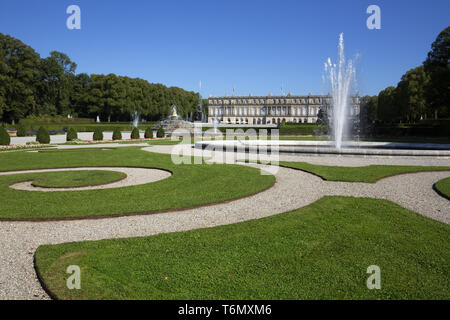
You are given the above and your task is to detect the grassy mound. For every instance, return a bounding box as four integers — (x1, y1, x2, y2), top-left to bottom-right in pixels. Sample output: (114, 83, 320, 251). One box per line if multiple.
(35, 196, 450, 300)
(434, 177, 450, 199)
(31, 170, 126, 188)
(279, 162, 450, 183)
(0, 147, 275, 219)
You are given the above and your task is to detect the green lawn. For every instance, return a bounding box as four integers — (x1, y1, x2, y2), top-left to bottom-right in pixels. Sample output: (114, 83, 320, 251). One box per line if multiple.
(434, 177, 450, 199)
(0, 147, 274, 219)
(279, 162, 450, 183)
(35, 196, 450, 300)
(31, 170, 126, 188)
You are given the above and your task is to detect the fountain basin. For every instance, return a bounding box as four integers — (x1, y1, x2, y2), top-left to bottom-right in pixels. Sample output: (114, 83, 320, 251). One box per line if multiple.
(195, 140, 450, 157)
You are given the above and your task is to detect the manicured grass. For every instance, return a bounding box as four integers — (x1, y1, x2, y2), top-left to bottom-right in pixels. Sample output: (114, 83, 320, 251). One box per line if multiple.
(0, 147, 274, 219)
(148, 138, 189, 145)
(35, 196, 450, 300)
(38, 148, 117, 153)
(434, 177, 450, 198)
(279, 161, 450, 183)
(31, 170, 126, 188)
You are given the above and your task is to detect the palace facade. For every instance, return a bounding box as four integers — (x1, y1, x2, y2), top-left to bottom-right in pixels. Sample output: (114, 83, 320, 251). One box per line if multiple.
(207, 93, 360, 125)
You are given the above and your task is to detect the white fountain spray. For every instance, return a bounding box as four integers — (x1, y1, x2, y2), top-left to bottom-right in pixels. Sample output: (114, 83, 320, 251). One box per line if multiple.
(132, 110, 140, 128)
(324, 33, 356, 149)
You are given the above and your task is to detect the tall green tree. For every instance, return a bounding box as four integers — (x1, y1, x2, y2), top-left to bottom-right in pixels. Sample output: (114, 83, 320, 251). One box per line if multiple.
(377, 86, 398, 123)
(38, 51, 77, 116)
(424, 26, 450, 119)
(0, 33, 40, 123)
(396, 66, 429, 122)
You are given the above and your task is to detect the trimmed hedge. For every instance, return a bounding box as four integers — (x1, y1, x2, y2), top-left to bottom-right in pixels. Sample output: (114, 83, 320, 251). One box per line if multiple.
(372, 123, 450, 137)
(131, 127, 140, 139)
(0, 126, 10, 145)
(19, 116, 94, 125)
(112, 128, 122, 140)
(66, 127, 78, 141)
(144, 127, 153, 138)
(93, 128, 103, 141)
(10, 123, 156, 133)
(36, 127, 50, 144)
(157, 127, 165, 138)
(279, 123, 328, 135)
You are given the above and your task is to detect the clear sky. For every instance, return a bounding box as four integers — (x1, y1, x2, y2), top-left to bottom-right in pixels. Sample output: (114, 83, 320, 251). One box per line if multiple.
(0, 0, 448, 97)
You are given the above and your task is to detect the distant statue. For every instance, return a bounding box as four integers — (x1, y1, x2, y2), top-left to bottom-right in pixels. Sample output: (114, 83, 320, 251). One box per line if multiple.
(170, 104, 179, 120)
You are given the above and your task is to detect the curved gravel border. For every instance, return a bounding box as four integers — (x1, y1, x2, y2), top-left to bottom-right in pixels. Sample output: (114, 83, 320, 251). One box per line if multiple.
(0, 145, 449, 300)
(3, 167, 171, 192)
(432, 181, 450, 201)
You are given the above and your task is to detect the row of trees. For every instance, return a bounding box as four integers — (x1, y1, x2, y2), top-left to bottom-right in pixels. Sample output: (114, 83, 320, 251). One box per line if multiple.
(360, 26, 449, 125)
(0, 33, 206, 124)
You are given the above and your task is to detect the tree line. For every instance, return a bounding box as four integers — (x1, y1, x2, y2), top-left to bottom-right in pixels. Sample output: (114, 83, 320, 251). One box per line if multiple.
(360, 26, 449, 125)
(0, 33, 207, 124)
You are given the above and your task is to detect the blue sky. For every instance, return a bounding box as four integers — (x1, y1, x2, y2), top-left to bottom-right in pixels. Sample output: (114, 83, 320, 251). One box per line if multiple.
(0, 0, 448, 96)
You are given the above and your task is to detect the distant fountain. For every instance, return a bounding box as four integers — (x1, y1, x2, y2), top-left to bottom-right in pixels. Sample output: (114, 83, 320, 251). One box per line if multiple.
(96, 115, 100, 123)
(324, 33, 356, 149)
(131, 110, 140, 128)
(212, 118, 220, 134)
(153, 104, 194, 135)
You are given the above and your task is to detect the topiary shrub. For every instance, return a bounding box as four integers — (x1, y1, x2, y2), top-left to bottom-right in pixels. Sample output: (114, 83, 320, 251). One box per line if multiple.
(131, 127, 140, 139)
(93, 127, 103, 141)
(36, 127, 50, 144)
(157, 127, 165, 138)
(144, 127, 153, 139)
(0, 126, 11, 145)
(16, 125, 27, 137)
(66, 127, 78, 141)
(112, 127, 122, 140)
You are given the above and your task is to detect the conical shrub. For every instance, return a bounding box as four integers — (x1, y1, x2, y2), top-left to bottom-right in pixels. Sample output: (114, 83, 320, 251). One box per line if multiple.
(36, 126, 50, 144)
(144, 127, 152, 139)
(131, 127, 140, 139)
(66, 127, 78, 141)
(16, 125, 26, 137)
(157, 127, 165, 138)
(0, 126, 10, 145)
(93, 127, 103, 141)
(112, 127, 122, 140)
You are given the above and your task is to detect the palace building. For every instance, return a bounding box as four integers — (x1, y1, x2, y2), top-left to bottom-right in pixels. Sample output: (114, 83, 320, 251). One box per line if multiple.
(207, 93, 360, 125)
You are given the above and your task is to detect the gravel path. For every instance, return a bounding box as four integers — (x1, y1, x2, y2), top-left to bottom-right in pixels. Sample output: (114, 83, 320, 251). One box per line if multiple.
(0, 145, 449, 300)
(3, 167, 171, 192)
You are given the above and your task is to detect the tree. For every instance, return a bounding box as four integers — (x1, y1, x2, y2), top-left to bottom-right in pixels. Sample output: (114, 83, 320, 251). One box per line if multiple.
(157, 127, 165, 138)
(144, 127, 152, 138)
(66, 127, 77, 141)
(93, 127, 103, 141)
(131, 127, 140, 139)
(36, 126, 50, 144)
(0, 34, 202, 123)
(0, 126, 10, 145)
(396, 66, 429, 122)
(37, 51, 77, 117)
(377, 86, 398, 123)
(112, 127, 122, 140)
(16, 125, 27, 137)
(424, 26, 450, 119)
(0, 33, 40, 123)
